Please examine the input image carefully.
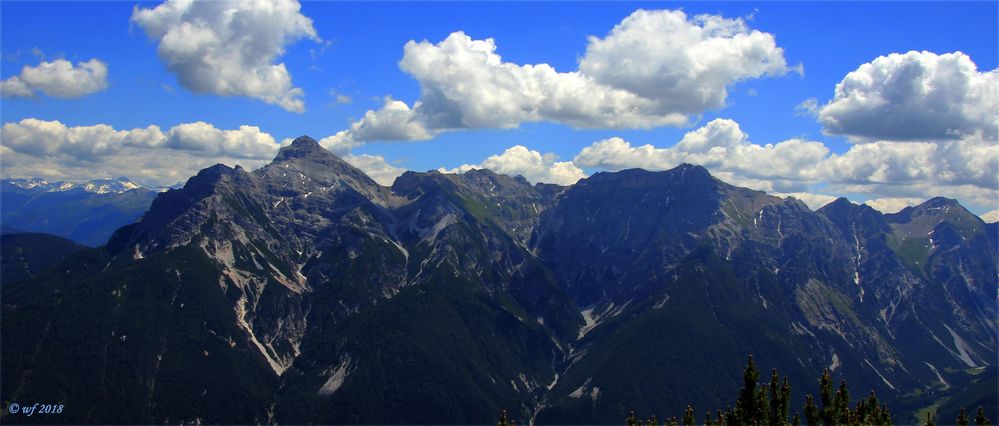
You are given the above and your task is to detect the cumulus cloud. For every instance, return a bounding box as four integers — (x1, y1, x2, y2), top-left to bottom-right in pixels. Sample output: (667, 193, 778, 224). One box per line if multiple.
(0, 119, 281, 186)
(578, 9, 792, 115)
(574, 118, 828, 192)
(441, 145, 585, 186)
(165, 122, 279, 159)
(573, 117, 998, 211)
(332, 8, 792, 146)
(342, 154, 406, 186)
(816, 130, 998, 207)
(320, 98, 433, 154)
(818, 51, 998, 141)
(1, 58, 108, 98)
(773, 192, 839, 210)
(819, 141, 936, 185)
(0, 119, 160, 160)
(131, 0, 320, 112)
(398, 32, 676, 130)
(781, 50, 997, 212)
(863, 198, 927, 215)
(980, 209, 999, 223)
(564, 50, 998, 212)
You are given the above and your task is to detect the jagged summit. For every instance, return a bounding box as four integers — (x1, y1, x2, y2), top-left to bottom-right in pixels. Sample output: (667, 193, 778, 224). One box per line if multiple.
(262, 135, 384, 196)
(920, 196, 962, 209)
(291, 135, 320, 147)
(272, 135, 336, 163)
(827, 196, 855, 207)
(887, 196, 970, 222)
(582, 163, 715, 187)
(820, 197, 869, 215)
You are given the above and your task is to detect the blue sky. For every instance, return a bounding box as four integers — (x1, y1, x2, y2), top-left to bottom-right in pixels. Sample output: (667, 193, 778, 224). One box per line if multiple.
(1, 1, 997, 216)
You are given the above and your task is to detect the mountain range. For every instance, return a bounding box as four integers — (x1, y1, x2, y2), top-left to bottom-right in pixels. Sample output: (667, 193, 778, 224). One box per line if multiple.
(3, 177, 144, 194)
(1, 136, 995, 424)
(1, 177, 158, 247)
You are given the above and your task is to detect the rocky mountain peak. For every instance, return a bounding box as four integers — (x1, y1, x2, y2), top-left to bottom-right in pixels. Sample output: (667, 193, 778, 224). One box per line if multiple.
(824, 196, 856, 210)
(581, 164, 716, 191)
(262, 136, 384, 202)
(272, 136, 335, 163)
(887, 196, 976, 226)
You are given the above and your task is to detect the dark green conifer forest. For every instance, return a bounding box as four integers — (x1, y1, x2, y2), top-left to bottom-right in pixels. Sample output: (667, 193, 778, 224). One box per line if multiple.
(502, 356, 993, 426)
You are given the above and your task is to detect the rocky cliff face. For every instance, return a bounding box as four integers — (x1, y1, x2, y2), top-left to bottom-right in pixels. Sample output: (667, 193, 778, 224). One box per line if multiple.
(3, 136, 995, 423)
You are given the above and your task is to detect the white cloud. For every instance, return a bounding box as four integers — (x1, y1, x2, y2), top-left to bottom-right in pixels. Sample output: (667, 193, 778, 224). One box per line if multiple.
(131, 0, 319, 112)
(316, 98, 435, 155)
(572, 48, 999, 213)
(0, 77, 33, 98)
(980, 209, 999, 223)
(863, 198, 926, 215)
(773, 192, 839, 210)
(574, 118, 827, 192)
(0, 119, 281, 186)
(331, 91, 352, 105)
(573, 136, 669, 172)
(332, 8, 792, 146)
(795, 97, 819, 117)
(818, 51, 998, 141)
(342, 154, 405, 186)
(0, 118, 144, 160)
(399, 31, 676, 130)
(820, 141, 936, 185)
(578, 9, 792, 115)
(573, 117, 998, 211)
(818, 131, 998, 207)
(793, 50, 996, 212)
(165, 122, 278, 159)
(1, 58, 108, 98)
(441, 145, 585, 186)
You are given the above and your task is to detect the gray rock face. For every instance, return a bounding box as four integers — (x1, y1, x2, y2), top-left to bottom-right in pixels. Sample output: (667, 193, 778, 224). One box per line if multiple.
(3, 136, 995, 424)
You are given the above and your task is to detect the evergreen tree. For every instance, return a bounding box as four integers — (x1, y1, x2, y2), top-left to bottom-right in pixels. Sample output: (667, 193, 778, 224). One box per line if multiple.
(819, 370, 834, 425)
(623, 357, 897, 426)
(780, 376, 792, 424)
(958, 408, 970, 426)
(770, 369, 782, 425)
(925, 411, 935, 426)
(834, 379, 851, 424)
(737, 355, 760, 423)
(859, 390, 878, 424)
(976, 406, 991, 426)
(804, 394, 819, 426)
(627, 410, 639, 426)
(857, 400, 867, 425)
(757, 385, 772, 425)
(881, 404, 893, 426)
